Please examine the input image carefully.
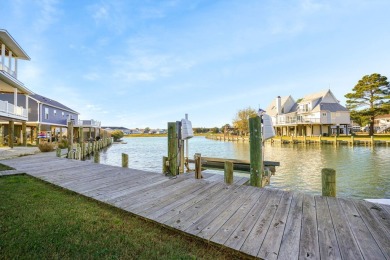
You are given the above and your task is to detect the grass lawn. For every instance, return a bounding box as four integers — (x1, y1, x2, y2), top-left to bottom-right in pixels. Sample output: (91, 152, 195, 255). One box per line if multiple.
(0, 175, 242, 259)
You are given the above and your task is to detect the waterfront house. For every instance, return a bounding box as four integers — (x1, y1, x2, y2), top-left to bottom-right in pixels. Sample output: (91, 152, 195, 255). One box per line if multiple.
(0, 29, 33, 147)
(374, 114, 390, 133)
(266, 90, 350, 136)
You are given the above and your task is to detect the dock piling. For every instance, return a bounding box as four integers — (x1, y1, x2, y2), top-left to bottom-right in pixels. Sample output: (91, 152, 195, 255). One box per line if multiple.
(322, 168, 336, 197)
(122, 153, 128, 168)
(249, 116, 262, 187)
(224, 161, 233, 184)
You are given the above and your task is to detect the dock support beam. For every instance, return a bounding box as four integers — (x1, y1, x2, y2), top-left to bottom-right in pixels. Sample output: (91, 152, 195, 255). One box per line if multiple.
(167, 122, 178, 176)
(249, 116, 262, 187)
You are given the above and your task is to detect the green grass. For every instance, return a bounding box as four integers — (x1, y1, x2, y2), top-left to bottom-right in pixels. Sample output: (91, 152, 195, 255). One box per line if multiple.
(0, 175, 242, 259)
(0, 163, 14, 171)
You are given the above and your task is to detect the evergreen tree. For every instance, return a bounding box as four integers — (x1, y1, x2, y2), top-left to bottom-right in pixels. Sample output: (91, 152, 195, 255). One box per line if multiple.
(345, 73, 390, 135)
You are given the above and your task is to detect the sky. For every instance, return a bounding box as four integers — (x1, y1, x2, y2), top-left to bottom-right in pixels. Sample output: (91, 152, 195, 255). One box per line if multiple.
(1, 0, 390, 129)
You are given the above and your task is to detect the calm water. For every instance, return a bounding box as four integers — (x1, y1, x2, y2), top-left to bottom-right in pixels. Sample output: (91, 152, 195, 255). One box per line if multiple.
(96, 136, 390, 200)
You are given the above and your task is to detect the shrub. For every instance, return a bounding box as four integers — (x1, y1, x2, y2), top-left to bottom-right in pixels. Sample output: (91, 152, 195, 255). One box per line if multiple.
(38, 142, 55, 152)
(111, 130, 124, 141)
(58, 139, 69, 149)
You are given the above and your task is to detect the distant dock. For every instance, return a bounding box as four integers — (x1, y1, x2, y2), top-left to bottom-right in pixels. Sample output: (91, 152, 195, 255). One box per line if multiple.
(1, 154, 390, 259)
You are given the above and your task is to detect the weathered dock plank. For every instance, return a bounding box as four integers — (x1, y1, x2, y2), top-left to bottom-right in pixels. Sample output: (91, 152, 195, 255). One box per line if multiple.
(326, 197, 363, 260)
(315, 196, 342, 260)
(338, 198, 386, 259)
(278, 192, 304, 260)
(299, 193, 320, 259)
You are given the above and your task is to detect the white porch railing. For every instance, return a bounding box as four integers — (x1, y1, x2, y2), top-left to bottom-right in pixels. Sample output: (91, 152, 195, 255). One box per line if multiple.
(68, 119, 101, 127)
(275, 116, 321, 125)
(0, 63, 16, 78)
(0, 100, 28, 119)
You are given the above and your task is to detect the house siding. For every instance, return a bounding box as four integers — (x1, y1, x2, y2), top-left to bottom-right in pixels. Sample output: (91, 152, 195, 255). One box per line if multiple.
(39, 104, 78, 126)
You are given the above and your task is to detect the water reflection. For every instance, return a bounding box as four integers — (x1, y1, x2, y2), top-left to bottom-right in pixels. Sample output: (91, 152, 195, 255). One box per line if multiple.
(96, 136, 390, 199)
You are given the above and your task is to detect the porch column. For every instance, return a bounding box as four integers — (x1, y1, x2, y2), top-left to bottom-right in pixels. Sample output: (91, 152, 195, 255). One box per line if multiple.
(1, 44, 5, 68)
(8, 51, 12, 71)
(14, 88, 17, 113)
(22, 121, 27, 146)
(59, 127, 62, 142)
(8, 120, 14, 148)
(25, 94, 28, 117)
(14, 58, 18, 78)
(294, 126, 297, 136)
(37, 124, 41, 145)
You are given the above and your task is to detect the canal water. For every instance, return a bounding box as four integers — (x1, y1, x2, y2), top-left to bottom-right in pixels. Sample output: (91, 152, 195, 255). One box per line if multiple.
(96, 136, 390, 200)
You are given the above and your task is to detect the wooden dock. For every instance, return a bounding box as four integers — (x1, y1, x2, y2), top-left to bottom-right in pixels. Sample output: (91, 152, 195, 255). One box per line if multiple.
(1, 154, 390, 259)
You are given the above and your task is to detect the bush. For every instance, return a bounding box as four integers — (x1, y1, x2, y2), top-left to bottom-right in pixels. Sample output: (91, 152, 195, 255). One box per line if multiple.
(38, 142, 55, 152)
(58, 139, 68, 149)
(111, 130, 124, 141)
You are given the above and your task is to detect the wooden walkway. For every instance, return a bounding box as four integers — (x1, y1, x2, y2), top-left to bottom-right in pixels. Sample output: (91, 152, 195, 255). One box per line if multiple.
(1, 153, 390, 259)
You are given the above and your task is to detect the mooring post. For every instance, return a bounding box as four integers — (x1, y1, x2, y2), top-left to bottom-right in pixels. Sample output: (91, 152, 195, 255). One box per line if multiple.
(224, 161, 233, 184)
(322, 168, 336, 197)
(249, 116, 262, 187)
(94, 151, 100, 163)
(194, 153, 203, 179)
(167, 122, 178, 176)
(122, 153, 128, 168)
(56, 148, 61, 157)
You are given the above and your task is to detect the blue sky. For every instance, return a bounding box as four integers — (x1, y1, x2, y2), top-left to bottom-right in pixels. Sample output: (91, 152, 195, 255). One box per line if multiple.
(1, 0, 390, 129)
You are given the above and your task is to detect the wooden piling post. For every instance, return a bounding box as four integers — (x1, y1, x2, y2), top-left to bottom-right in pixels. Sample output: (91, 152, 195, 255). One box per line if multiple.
(194, 153, 203, 179)
(167, 122, 178, 176)
(224, 161, 233, 184)
(163, 156, 169, 174)
(22, 122, 27, 146)
(122, 153, 128, 168)
(249, 116, 262, 187)
(179, 139, 185, 174)
(94, 151, 100, 163)
(8, 120, 14, 148)
(56, 148, 61, 157)
(322, 168, 336, 197)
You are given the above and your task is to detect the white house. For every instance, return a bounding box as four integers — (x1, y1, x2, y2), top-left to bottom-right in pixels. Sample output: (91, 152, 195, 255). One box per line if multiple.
(266, 90, 350, 136)
(0, 29, 33, 146)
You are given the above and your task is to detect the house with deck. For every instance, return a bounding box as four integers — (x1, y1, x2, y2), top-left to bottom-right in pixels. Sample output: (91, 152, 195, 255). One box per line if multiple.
(266, 90, 350, 136)
(0, 29, 33, 147)
(374, 114, 390, 133)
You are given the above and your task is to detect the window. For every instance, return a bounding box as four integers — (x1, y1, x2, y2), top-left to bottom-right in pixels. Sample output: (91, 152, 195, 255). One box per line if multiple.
(54, 110, 57, 116)
(62, 112, 64, 117)
(45, 108, 49, 119)
(322, 113, 327, 117)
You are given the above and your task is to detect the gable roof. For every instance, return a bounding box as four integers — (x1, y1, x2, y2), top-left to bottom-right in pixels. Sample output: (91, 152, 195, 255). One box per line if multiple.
(30, 94, 79, 114)
(266, 96, 295, 116)
(313, 102, 349, 112)
(0, 29, 30, 60)
(299, 90, 330, 103)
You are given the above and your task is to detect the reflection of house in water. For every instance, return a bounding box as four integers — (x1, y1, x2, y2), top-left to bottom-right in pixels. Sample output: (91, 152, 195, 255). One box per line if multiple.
(266, 90, 350, 136)
(0, 29, 33, 147)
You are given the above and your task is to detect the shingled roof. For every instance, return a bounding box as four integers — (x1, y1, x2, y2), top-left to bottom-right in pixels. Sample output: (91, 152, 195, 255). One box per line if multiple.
(30, 94, 79, 114)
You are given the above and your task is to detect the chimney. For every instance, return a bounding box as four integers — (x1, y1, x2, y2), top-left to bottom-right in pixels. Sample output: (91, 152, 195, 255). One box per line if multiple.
(276, 96, 282, 115)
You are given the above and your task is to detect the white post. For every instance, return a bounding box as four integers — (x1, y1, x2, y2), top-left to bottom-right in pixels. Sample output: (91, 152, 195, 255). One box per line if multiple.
(14, 58, 18, 78)
(25, 94, 29, 118)
(14, 88, 17, 114)
(8, 51, 12, 71)
(1, 44, 5, 68)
